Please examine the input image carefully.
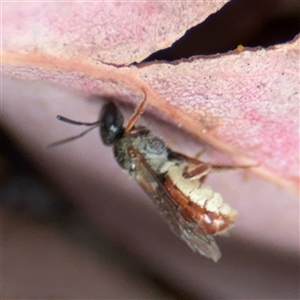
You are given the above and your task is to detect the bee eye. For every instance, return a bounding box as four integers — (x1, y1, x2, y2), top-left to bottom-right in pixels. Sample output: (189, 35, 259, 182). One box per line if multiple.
(100, 102, 124, 145)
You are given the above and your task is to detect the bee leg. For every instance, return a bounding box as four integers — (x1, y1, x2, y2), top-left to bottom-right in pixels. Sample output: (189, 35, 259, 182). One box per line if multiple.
(194, 147, 207, 159)
(183, 162, 256, 180)
(182, 161, 212, 180)
(125, 88, 148, 133)
(209, 164, 253, 172)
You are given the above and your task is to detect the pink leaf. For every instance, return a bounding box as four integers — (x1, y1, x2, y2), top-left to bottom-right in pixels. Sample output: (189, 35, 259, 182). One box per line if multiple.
(2, 2, 298, 189)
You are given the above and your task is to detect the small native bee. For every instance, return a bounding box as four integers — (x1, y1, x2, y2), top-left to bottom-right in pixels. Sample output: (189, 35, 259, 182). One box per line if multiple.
(51, 94, 250, 262)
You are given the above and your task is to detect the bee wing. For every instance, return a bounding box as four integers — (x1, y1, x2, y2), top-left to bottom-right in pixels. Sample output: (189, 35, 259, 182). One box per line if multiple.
(129, 147, 221, 262)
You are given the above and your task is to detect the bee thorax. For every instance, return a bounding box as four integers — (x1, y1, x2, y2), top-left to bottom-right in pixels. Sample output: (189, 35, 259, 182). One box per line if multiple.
(114, 134, 168, 175)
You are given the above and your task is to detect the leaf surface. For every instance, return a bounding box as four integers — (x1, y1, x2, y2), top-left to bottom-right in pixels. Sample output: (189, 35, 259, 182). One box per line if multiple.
(2, 1, 299, 189)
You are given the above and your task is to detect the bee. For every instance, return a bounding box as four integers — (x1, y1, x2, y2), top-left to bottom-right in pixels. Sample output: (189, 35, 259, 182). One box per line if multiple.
(51, 93, 251, 262)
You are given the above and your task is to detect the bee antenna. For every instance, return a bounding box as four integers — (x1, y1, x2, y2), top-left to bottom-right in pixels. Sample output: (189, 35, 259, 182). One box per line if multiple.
(56, 115, 100, 126)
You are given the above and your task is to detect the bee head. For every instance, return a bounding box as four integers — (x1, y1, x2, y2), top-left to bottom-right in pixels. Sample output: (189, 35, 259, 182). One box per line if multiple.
(100, 102, 124, 145)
